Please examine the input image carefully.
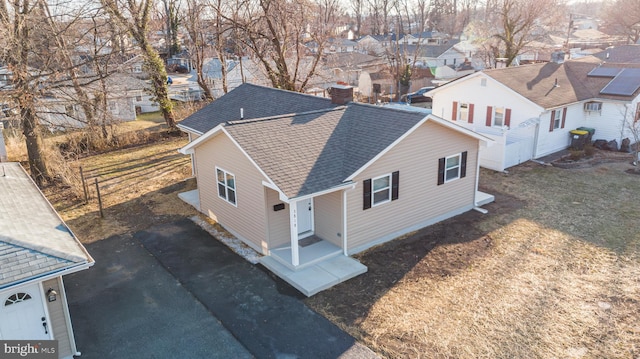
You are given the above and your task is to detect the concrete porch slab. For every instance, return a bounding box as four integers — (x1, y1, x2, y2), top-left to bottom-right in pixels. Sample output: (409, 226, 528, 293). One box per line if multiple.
(260, 255, 367, 297)
(475, 190, 495, 206)
(178, 189, 200, 210)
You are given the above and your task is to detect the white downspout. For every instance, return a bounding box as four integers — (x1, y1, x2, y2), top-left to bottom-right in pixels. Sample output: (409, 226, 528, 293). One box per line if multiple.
(289, 201, 299, 266)
(474, 143, 482, 207)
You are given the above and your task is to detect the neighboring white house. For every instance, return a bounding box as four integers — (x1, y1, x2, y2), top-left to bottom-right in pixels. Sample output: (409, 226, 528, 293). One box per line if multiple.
(0, 162, 94, 359)
(202, 57, 269, 98)
(38, 73, 155, 130)
(429, 54, 640, 171)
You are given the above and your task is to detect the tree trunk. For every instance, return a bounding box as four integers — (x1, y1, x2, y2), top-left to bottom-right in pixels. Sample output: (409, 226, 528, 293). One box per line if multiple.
(141, 42, 177, 130)
(21, 105, 49, 185)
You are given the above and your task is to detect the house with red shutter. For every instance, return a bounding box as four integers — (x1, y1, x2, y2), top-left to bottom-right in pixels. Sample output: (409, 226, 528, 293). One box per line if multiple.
(177, 83, 494, 296)
(428, 50, 640, 171)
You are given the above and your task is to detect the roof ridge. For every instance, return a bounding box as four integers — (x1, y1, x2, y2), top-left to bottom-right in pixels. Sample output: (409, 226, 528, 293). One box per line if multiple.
(225, 106, 346, 126)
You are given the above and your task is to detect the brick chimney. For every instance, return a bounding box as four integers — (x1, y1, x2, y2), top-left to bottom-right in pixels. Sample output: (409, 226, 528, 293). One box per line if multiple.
(330, 84, 353, 105)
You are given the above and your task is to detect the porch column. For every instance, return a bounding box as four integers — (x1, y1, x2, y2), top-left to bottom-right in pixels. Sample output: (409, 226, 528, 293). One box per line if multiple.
(289, 201, 299, 266)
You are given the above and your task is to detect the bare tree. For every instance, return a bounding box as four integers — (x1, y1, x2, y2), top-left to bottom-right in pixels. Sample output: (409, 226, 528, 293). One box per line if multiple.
(492, 0, 561, 67)
(351, 0, 363, 36)
(603, 0, 640, 44)
(183, 0, 215, 100)
(232, 0, 336, 92)
(102, 0, 178, 131)
(0, 0, 51, 184)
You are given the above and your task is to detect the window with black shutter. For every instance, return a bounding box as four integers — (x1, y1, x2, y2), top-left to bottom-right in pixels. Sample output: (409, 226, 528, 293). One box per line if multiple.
(363, 171, 400, 209)
(438, 151, 467, 185)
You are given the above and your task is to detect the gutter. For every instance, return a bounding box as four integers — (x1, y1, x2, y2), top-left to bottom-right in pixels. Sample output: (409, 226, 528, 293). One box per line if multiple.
(0, 261, 95, 292)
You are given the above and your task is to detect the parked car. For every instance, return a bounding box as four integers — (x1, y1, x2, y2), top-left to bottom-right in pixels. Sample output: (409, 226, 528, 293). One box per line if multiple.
(402, 86, 435, 102)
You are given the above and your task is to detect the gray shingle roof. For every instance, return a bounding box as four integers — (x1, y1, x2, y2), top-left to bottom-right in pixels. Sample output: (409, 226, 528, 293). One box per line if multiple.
(178, 83, 338, 134)
(482, 57, 640, 109)
(224, 103, 426, 198)
(0, 163, 92, 288)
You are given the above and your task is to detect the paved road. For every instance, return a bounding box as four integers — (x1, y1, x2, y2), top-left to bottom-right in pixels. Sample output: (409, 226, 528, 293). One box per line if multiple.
(66, 218, 377, 359)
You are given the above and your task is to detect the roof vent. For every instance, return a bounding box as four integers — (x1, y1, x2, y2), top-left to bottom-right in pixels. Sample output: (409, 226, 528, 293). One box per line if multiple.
(240, 108, 244, 119)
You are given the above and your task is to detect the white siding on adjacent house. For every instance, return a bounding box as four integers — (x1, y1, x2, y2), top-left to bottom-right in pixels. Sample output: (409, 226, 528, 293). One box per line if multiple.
(194, 132, 269, 254)
(582, 101, 638, 143)
(313, 191, 343, 248)
(42, 277, 73, 359)
(346, 120, 478, 253)
(265, 187, 290, 249)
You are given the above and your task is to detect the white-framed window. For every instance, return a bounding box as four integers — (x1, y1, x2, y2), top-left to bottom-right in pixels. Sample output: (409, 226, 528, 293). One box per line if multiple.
(135, 95, 143, 102)
(108, 101, 118, 114)
(584, 101, 602, 112)
(372, 174, 391, 206)
(493, 107, 505, 127)
(445, 154, 461, 182)
(459, 103, 469, 122)
(635, 103, 640, 124)
(553, 109, 562, 129)
(216, 167, 236, 206)
(65, 104, 76, 118)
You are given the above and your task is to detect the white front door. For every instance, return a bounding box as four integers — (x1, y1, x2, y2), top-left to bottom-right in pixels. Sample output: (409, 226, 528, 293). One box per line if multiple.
(0, 283, 51, 340)
(296, 198, 313, 238)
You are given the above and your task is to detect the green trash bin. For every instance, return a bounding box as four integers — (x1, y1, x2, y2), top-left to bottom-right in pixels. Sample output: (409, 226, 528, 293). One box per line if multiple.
(576, 127, 595, 143)
(570, 130, 589, 150)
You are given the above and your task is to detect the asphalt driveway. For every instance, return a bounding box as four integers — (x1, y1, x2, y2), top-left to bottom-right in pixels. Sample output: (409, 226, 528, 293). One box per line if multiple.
(66, 218, 376, 359)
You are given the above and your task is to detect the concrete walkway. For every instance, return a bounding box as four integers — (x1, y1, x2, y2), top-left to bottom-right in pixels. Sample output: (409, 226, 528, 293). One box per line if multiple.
(136, 218, 378, 359)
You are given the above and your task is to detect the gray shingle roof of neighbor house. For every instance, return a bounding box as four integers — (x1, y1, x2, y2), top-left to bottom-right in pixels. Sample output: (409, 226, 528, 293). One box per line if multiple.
(177, 83, 339, 134)
(481, 56, 640, 109)
(593, 45, 640, 63)
(223, 103, 426, 198)
(0, 163, 93, 289)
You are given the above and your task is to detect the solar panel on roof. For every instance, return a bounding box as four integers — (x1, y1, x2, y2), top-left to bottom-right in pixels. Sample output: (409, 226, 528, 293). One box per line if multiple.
(600, 68, 640, 96)
(588, 67, 621, 77)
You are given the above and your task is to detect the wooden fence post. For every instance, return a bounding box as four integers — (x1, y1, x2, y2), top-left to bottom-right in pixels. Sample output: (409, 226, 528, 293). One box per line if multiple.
(94, 178, 104, 218)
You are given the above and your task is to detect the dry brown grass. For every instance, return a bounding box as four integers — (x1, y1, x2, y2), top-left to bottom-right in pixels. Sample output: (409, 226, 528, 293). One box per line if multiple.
(40, 134, 197, 243)
(307, 161, 640, 359)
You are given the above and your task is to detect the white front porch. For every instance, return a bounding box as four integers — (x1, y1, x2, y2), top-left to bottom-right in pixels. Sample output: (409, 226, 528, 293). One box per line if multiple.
(261, 235, 367, 296)
(260, 248, 367, 297)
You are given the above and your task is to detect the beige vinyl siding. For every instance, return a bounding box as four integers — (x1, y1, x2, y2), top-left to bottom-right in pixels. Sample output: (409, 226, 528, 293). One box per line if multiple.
(347, 121, 478, 252)
(195, 132, 269, 253)
(314, 191, 343, 247)
(265, 187, 290, 249)
(42, 277, 73, 359)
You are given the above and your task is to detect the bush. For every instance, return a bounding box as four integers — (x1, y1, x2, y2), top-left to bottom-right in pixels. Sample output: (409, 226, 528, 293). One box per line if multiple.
(569, 149, 584, 161)
(584, 144, 595, 157)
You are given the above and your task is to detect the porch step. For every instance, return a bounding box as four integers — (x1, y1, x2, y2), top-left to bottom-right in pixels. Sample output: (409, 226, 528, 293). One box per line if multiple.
(260, 255, 367, 297)
(475, 191, 495, 206)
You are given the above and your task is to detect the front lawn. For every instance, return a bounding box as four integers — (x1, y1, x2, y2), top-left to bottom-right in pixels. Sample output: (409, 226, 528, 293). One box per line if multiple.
(305, 161, 640, 358)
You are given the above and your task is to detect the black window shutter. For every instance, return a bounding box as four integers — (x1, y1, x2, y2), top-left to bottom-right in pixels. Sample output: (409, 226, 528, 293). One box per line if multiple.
(460, 151, 468, 178)
(363, 179, 372, 210)
(391, 171, 399, 200)
(437, 157, 445, 185)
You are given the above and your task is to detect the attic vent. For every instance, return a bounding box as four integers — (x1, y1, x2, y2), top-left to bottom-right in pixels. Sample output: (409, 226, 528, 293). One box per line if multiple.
(584, 101, 602, 112)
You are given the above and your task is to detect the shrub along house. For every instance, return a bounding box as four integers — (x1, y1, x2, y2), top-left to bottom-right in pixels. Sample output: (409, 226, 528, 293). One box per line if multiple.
(177, 83, 493, 296)
(0, 162, 94, 358)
